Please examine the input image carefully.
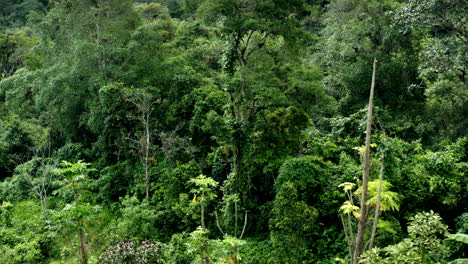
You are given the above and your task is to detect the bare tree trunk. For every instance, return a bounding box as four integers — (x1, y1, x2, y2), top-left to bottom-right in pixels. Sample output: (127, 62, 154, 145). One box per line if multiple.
(202, 198, 209, 264)
(144, 112, 150, 200)
(234, 200, 238, 237)
(204, 243, 210, 264)
(78, 226, 88, 264)
(369, 153, 385, 250)
(201, 198, 206, 232)
(353, 58, 377, 264)
(126, 90, 155, 200)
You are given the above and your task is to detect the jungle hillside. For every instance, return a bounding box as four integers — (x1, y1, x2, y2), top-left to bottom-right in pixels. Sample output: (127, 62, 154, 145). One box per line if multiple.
(0, 0, 467, 263)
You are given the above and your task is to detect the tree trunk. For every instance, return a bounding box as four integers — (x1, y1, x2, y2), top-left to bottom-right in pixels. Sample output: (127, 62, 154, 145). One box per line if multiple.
(234, 199, 238, 236)
(144, 112, 150, 200)
(40, 194, 49, 221)
(369, 153, 385, 250)
(204, 242, 210, 264)
(201, 198, 206, 231)
(78, 227, 88, 264)
(353, 58, 377, 264)
(232, 245, 238, 264)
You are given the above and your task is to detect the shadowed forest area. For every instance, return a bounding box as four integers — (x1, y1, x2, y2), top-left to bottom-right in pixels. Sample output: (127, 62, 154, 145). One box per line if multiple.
(0, 0, 466, 263)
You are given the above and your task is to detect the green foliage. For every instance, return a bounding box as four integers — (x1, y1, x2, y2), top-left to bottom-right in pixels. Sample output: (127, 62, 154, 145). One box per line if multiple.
(189, 174, 218, 230)
(162, 232, 194, 264)
(0, 163, 33, 201)
(189, 174, 218, 200)
(356, 180, 401, 212)
(185, 228, 213, 264)
(0, 0, 466, 263)
(411, 138, 467, 207)
(0, 31, 40, 78)
(361, 211, 451, 264)
(253, 106, 309, 173)
(455, 213, 468, 233)
(237, 239, 273, 264)
(276, 155, 330, 197)
(53, 160, 94, 201)
(0, 0, 46, 29)
(94, 161, 136, 204)
(181, 228, 247, 264)
(151, 161, 202, 238)
(50, 160, 108, 263)
(447, 231, 468, 263)
(270, 182, 318, 263)
(0, 200, 46, 264)
(0, 114, 48, 179)
(394, 0, 468, 140)
(115, 196, 159, 241)
(279, 154, 338, 205)
(448, 234, 468, 244)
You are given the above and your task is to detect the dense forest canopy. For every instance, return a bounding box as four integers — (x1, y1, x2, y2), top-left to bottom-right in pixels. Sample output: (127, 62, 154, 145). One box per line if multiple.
(0, 0, 466, 263)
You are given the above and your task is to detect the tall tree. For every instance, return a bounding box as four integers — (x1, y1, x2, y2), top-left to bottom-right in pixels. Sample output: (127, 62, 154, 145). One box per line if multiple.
(54, 161, 95, 264)
(354, 58, 377, 264)
(198, 0, 310, 203)
(125, 87, 159, 199)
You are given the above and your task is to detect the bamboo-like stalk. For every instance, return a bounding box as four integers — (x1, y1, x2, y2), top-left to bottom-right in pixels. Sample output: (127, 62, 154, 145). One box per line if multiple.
(353, 58, 377, 264)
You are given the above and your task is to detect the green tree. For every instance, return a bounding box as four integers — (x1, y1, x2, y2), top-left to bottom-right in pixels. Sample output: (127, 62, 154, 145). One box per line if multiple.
(0, 0, 46, 30)
(53, 160, 96, 264)
(394, 0, 468, 140)
(15, 156, 55, 221)
(319, 0, 425, 141)
(124, 87, 159, 200)
(196, 0, 313, 207)
(190, 174, 218, 232)
(188, 174, 218, 264)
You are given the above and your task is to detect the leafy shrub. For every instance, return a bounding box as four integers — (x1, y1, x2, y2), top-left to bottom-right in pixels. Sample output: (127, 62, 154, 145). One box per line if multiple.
(116, 196, 159, 241)
(162, 232, 194, 264)
(0, 200, 46, 264)
(239, 239, 274, 264)
(361, 211, 450, 264)
(270, 182, 318, 263)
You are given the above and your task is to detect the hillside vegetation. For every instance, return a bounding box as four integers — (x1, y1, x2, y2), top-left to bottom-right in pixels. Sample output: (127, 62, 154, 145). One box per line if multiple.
(0, 0, 466, 263)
